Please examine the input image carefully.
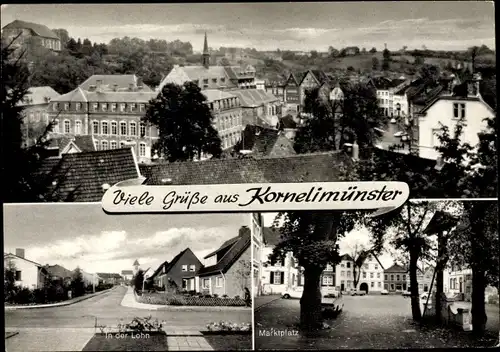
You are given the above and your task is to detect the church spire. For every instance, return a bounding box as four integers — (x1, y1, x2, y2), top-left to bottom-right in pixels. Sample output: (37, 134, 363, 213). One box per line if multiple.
(202, 32, 210, 69)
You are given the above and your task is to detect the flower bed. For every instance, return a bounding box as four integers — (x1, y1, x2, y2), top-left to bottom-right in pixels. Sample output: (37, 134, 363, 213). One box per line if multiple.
(204, 321, 252, 335)
(137, 292, 247, 306)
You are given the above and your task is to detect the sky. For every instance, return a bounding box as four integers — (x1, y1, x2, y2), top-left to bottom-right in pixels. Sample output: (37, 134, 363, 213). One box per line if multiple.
(1, 2, 495, 51)
(3, 203, 248, 276)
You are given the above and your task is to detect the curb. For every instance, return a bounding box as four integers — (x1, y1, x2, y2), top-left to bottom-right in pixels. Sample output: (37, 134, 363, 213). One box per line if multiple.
(4, 287, 115, 310)
(122, 289, 251, 311)
(5, 332, 19, 339)
(255, 296, 282, 311)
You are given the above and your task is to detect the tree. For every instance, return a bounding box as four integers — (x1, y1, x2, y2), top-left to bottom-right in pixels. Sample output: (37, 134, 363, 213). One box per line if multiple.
(52, 29, 69, 48)
(418, 64, 440, 82)
(142, 82, 222, 161)
(361, 47, 367, 54)
(4, 259, 18, 301)
(310, 50, 318, 59)
(133, 269, 145, 293)
(369, 47, 377, 53)
(70, 267, 86, 297)
(328, 46, 339, 58)
(349, 242, 372, 290)
(372, 57, 379, 71)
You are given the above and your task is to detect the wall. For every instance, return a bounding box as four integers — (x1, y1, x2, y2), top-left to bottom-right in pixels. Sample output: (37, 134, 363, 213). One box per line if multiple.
(4, 256, 41, 289)
(164, 250, 202, 291)
(212, 105, 243, 149)
(260, 249, 295, 294)
(251, 213, 263, 297)
(418, 98, 493, 160)
(336, 259, 354, 291)
(384, 271, 408, 291)
(356, 258, 385, 292)
(22, 104, 51, 146)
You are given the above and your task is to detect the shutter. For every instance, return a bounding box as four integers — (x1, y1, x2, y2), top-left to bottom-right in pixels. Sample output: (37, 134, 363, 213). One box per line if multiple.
(270, 272, 274, 284)
(280, 272, 285, 285)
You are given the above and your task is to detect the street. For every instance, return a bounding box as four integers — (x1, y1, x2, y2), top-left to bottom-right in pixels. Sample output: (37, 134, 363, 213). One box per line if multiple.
(255, 294, 499, 350)
(6, 286, 251, 351)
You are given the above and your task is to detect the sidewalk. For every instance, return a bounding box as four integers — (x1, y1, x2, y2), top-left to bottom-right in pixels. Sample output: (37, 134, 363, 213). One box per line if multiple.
(5, 287, 115, 310)
(121, 287, 251, 312)
(255, 295, 281, 310)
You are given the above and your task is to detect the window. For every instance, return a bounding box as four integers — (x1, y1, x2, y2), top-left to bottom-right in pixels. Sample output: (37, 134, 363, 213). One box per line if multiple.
(53, 102, 59, 111)
(182, 265, 187, 271)
(378, 282, 381, 287)
(341, 263, 345, 268)
(212, 78, 217, 83)
(64, 120, 70, 133)
(403, 275, 406, 281)
(375, 264, 378, 270)
(221, 78, 225, 83)
(120, 141, 126, 148)
(130, 122, 137, 136)
(271, 271, 284, 285)
(92, 121, 99, 134)
(453, 103, 465, 119)
(110, 141, 117, 149)
(111, 103, 117, 112)
(139, 143, 146, 157)
(347, 271, 351, 278)
(346, 262, 351, 268)
(322, 276, 333, 285)
(364, 264, 369, 269)
(64, 103, 69, 111)
(341, 271, 345, 277)
(363, 272, 367, 279)
(139, 104, 145, 112)
(203, 79, 208, 84)
(120, 103, 126, 112)
(390, 274, 394, 281)
(102, 103, 108, 112)
(93, 103, 98, 111)
(202, 279, 210, 289)
(101, 140, 108, 150)
(15, 271, 22, 281)
(370, 272, 374, 279)
(189, 265, 196, 272)
(130, 103, 136, 112)
(371, 282, 374, 288)
(76, 103, 81, 111)
(396, 275, 400, 281)
(391, 284, 395, 290)
(377, 273, 380, 279)
(385, 274, 388, 281)
(102, 121, 109, 135)
(120, 122, 127, 135)
(216, 276, 223, 287)
(140, 123, 146, 137)
(111, 122, 118, 135)
(75, 120, 82, 135)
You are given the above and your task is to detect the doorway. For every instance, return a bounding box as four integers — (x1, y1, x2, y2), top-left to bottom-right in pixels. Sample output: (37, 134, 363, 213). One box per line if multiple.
(360, 282, 369, 293)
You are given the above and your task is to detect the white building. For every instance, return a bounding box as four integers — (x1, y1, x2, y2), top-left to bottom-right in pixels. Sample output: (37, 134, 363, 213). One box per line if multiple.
(336, 254, 354, 291)
(251, 213, 264, 297)
(415, 74, 494, 160)
(356, 253, 385, 293)
(4, 249, 48, 289)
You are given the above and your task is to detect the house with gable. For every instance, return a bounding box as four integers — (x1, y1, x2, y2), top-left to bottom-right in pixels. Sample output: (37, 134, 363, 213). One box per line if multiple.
(45, 264, 75, 286)
(121, 270, 134, 283)
(2, 19, 62, 52)
(96, 273, 123, 285)
(235, 124, 296, 158)
(44, 135, 97, 158)
(4, 249, 49, 289)
(197, 227, 251, 298)
(336, 254, 354, 292)
(284, 72, 302, 115)
(356, 252, 385, 293)
(384, 264, 408, 292)
(250, 213, 264, 297)
(147, 248, 202, 292)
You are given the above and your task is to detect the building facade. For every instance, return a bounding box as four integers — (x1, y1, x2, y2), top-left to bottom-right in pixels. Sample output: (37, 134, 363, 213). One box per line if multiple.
(336, 254, 354, 292)
(4, 249, 47, 289)
(284, 73, 301, 114)
(231, 89, 282, 127)
(384, 264, 408, 292)
(251, 213, 264, 297)
(2, 20, 62, 52)
(356, 253, 385, 293)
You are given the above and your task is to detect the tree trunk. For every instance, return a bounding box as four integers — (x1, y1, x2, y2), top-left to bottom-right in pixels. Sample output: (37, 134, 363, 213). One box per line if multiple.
(471, 268, 487, 335)
(409, 249, 422, 321)
(300, 266, 323, 331)
(434, 231, 448, 324)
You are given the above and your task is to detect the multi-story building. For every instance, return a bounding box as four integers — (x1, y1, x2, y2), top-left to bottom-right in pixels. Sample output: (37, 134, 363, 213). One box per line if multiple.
(47, 85, 159, 164)
(231, 89, 282, 127)
(356, 253, 385, 293)
(2, 20, 62, 52)
(372, 77, 408, 117)
(406, 264, 435, 293)
(266, 81, 286, 103)
(284, 73, 301, 115)
(414, 73, 494, 160)
(384, 264, 408, 292)
(158, 33, 256, 92)
(336, 254, 354, 292)
(251, 213, 264, 297)
(18, 86, 61, 147)
(202, 89, 243, 151)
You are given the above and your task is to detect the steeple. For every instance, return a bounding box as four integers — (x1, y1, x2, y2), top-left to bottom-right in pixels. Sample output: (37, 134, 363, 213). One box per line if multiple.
(202, 32, 210, 69)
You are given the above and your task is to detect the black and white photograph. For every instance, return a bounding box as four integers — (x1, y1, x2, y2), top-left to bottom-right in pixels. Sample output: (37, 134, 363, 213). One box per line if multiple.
(254, 200, 499, 350)
(4, 204, 252, 351)
(1, 2, 496, 202)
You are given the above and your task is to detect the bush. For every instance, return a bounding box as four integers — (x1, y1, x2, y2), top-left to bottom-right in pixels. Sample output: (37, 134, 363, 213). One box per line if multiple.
(234, 295, 240, 300)
(222, 294, 228, 298)
(213, 294, 219, 298)
(13, 287, 35, 304)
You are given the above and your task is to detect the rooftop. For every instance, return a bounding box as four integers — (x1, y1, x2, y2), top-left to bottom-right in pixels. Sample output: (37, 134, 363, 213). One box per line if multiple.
(18, 87, 61, 106)
(79, 74, 153, 92)
(230, 89, 279, 107)
(2, 20, 59, 39)
(202, 89, 237, 102)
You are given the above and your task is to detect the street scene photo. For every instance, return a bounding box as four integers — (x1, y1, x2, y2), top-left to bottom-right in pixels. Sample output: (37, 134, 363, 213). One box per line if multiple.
(254, 200, 499, 349)
(4, 204, 252, 351)
(1, 2, 496, 204)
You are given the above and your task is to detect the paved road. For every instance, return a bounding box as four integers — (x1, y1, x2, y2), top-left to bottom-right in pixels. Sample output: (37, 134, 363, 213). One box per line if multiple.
(255, 294, 499, 350)
(6, 286, 251, 352)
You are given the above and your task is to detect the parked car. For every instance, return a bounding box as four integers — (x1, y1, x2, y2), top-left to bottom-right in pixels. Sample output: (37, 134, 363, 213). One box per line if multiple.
(322, 286, 340, 298)
(282, 286, 340, 303)
(381, 289, 389, 295)
(350, 289, 366, 296)
(402, 290, 411, 297)
(282, 286, 303, 299)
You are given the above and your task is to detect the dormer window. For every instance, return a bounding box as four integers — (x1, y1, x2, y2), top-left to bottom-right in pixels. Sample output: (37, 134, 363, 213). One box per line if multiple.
(130, 103, 136, 112)
(93, 103, 98, 111)
(53, 102, 60, 110)
(102, 103, 108, 112)
(76, 103, 82, 111)
(111, 103, 117, 112)
(64, 103, 69, 111)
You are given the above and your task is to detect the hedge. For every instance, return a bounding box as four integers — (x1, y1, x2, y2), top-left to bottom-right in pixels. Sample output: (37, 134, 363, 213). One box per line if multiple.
(138, 293, 246, 306)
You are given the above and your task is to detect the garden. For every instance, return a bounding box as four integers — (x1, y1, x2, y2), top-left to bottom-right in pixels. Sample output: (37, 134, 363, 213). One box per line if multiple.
(136, 290, 248, 307)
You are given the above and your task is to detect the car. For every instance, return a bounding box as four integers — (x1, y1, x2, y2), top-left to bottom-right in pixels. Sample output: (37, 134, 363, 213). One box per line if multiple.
(350, 289, 366, 296)
(402, 290, 411, 297)
(381, 289, 389, 295)
(282, 286, 303, 299)
(282, 286, 340, 303)
(390, 118, 397, 124)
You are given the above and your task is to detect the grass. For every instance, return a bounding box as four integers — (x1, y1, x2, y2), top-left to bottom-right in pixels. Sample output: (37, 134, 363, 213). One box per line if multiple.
(203, 334, 252, 350)
(82, 332, 168, 351)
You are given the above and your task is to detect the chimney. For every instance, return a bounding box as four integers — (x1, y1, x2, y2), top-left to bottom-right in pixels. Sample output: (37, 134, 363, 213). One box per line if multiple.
(15, 248, 25, 259)
(88, 85, 96, 92)
(129, 83, 135, 91)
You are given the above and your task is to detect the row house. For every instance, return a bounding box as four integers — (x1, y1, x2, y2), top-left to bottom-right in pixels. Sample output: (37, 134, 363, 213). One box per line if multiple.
(336, 254, 354, 291)
(372, 76, 408, 117)
(231, 89, 282, 128)
(197, 227, 251, 298)
(2, 19, 62, 52)
(47, 87, 159, 164)
(147, 248, 202, 292)
(265, 81, 286, 103)
(202, 89, 243, 151)
(384, 264, 408, 292)
(355, 253, 385, 293)
(406, 265, 435, 293)
(18, 86, 61, 147)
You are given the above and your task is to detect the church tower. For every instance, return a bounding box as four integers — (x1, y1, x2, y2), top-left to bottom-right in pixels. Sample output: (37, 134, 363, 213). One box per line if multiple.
(133, 259, 140, 275)
(202, 32, 210, 69)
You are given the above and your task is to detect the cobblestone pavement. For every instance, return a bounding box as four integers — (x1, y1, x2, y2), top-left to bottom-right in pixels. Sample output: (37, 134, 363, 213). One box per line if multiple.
(255, 295, 282, 309)
(255, 294, 499, 350)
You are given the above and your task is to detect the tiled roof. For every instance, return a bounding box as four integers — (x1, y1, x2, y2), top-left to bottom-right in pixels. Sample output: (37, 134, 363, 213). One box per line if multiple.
(121, 270, 134, 275)
(73, 135, 97, 152)
(384, 264, 407, 273)
(18, 87, 61, 106)
(37, 148, 141, 202)
(2, 20, 59, 39)
(340, 254, 354, 262)
(133, 259, 140, 266)
(279, 115, 297, 129)
(163, 248, 195, 275)
(202, 89, 237, 102)
(159, 65, 235, 91)
(230, 89, 279, 107)
(198, 229, 250, 276)
(52, 87, 88, 103)
(45, 264, 74, 279)
(79, 75, 153, 92)
(142, 151, 352, 186)
(263, 227, 282, 246)
(85, 91, 157, 103)
(239, 125, 280, 154)
(204, 237, 240, 259)
(149, 261, 168, 280)
(4, 253, 42, 267)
